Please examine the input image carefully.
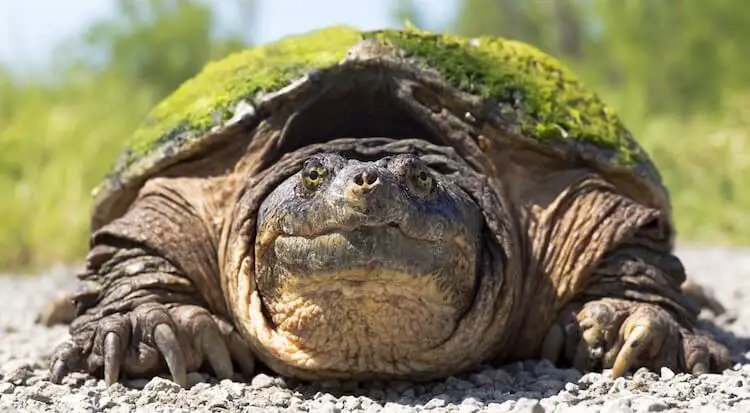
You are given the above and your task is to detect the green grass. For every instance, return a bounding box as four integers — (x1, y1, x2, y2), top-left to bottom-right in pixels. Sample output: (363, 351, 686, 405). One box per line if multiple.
(0, 72, 748, 272)
(633, 94, 750, 244)
(0, 74, 157, 271)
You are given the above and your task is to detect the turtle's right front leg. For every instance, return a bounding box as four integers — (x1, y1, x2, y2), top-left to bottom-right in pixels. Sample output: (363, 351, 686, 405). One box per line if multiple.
(48, 178, 254, 387)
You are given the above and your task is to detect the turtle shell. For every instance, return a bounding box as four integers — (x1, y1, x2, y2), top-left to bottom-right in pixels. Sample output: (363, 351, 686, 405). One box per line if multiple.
(91, 25, 669, 234)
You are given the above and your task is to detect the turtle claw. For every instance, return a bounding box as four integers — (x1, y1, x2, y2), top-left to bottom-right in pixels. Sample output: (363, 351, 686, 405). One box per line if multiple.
(49, 359, 69, 384)
(153, 324, 187, 387)
(199, 327, 234, 380)
(612, 324, 657, 377)
(103, 332, 124, 386)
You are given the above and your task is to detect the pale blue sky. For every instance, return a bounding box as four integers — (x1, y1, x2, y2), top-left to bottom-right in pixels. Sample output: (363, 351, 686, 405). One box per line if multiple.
(0, 0, 457, 70)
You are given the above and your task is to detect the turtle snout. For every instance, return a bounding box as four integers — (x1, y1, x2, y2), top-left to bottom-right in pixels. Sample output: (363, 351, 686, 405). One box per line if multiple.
(350, 167, 380, 194)
(340, 166, 394, 214)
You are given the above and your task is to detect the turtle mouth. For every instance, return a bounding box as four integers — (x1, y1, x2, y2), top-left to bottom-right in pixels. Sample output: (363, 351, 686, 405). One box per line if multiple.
(271, 223, 448, 277)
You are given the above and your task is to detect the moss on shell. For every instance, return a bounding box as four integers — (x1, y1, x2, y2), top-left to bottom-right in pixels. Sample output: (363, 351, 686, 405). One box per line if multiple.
(117, 25, 642, 180)
(363, 28, 639, 164)
(124, 26, 363, 165)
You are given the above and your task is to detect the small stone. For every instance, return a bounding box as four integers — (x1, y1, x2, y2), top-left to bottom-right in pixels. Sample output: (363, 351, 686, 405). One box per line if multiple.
(492, 369, 513, 384)
(219, 378, 245, 398)
(633, 396, 669, 411)
(382, 402, 411, 412)
(98, 395, 115, 409)
(339, 395, 361, 410)
(0, 383, 13, 394)
(445, 376, 475, 390)
(634, 367, 659, 381)
(564, 382, 579, 392)
(660, 367, 675, 380)
(578, 372, 603, 388)
(459, 404, 480, 413)
(487, 401, 516, 412)
(557, 390, 577, 402)
(315, 401, 340, 413)
(431, 382, 447, 394)
(28, 390, 53, 404)
(108, 405, 134, 413)
(533, 359, 557, 375)
(269, 390, 291, 406)
(2, 361, 32, 385)
(601, 397, 633, 413)
(60, 393, 87, 406)
(424, 397, 447, 409)
(143, 376, 181, 393)
(250, 373, 275, 389)
(511, 398, 545, 413)
(469, 373, 494, 386)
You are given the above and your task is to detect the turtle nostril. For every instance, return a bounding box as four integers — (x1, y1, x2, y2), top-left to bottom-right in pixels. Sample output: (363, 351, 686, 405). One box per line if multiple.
(354, 169, 379, 187)
(364, 171, 378, 185)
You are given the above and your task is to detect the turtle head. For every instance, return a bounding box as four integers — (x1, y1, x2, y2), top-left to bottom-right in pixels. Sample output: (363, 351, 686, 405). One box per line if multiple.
(251, 152, 484, 377)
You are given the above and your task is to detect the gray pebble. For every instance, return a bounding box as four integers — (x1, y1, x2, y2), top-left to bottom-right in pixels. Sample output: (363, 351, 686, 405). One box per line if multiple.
(250, 373, 275, 389)
(2, 361, 32, 385)
(314, 401, 341, 413)
(445, 376, 475, 390)
(142, 376, 181, 393)
(0, 383, 13, 394)
(660, 367, 676, 380)
(511, 398, 544, 413)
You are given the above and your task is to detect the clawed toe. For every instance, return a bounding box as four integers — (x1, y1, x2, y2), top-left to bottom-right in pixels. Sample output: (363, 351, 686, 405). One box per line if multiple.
(153, 323, 187, 387)
(103, 332, 124, 386)
(611, 323, 660, 377)
(682, 331, 731, 374)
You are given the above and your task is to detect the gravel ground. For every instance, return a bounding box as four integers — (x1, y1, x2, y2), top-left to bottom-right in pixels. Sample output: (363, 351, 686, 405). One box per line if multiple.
(1, 246, 750, 413)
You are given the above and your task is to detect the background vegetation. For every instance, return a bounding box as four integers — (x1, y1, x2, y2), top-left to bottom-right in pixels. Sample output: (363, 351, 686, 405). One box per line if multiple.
(1, 0, 748, 272)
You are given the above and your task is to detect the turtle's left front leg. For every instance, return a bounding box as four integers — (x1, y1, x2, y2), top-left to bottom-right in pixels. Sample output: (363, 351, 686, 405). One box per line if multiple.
(531, 177, 730, 376)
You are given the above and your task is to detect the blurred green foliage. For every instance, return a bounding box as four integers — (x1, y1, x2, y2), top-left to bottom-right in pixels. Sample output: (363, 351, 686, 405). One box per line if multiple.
(1, 0, 749, 271)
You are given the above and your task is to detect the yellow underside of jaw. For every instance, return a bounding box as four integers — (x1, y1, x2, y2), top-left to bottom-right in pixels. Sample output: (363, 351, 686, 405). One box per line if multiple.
(246, 269, 462, 375)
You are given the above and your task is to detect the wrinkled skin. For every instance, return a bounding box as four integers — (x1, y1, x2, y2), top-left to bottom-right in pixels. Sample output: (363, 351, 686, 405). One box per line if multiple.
(41, 138, 730, 388)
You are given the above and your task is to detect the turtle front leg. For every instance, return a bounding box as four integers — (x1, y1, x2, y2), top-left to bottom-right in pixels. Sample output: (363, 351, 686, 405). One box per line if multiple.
(537, 207, 730, 376)
(522, 174, 730, 377)
(48, 178, 254, 387)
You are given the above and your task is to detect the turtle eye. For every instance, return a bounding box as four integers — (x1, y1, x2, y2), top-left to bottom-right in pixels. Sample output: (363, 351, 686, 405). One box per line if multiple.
(412, 166, 435, 194)
(302, 160, 327, 189)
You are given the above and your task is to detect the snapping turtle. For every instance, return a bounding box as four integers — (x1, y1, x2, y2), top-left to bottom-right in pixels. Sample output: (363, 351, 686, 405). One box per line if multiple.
(42, 26, 729, 387)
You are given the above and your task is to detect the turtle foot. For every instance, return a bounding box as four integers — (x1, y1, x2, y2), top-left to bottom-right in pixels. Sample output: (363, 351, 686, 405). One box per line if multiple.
(49, 303, 255, 387)
(541, 298, 730, 376)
